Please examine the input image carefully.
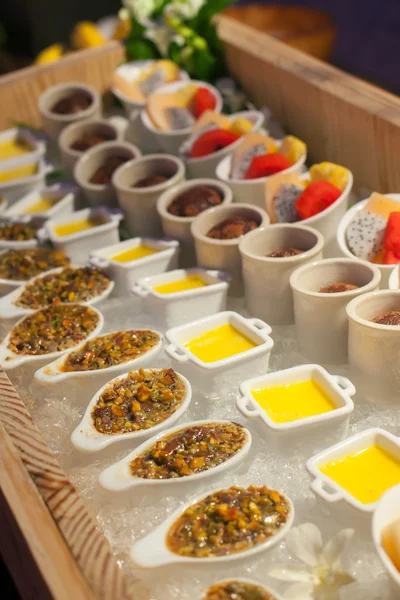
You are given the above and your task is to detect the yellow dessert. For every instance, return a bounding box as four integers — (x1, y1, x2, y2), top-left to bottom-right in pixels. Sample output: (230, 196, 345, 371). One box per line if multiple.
(0, 164, 37, 183)
(185, 323, 256, 363)
(111, 245, 159, 263)
(251, 379, 336, 424)
(280, 135, 307, 165)
(382, 517, 400, 572)
(54, 218, 98, 237)
(0, 139, 31, 161)
(153, 275, 207, 295)
(319, 444, 400, 504)
(24, 197, 56, 214)
(309, 162, 350, 192)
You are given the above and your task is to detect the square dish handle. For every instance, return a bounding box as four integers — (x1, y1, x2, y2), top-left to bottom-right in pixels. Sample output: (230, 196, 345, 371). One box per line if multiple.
(311, 478, 343, 503)
(330, 375, 356, 397)
(89, 255, 110, 269)
(165, 344, 189, 363)
(131, 283, 149, 298)
(246, 317, 272, 336)
(236, 395, 260, 419)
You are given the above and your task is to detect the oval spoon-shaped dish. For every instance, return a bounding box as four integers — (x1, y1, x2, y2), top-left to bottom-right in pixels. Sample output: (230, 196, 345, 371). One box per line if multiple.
(98, 419, 252, 492)
(200, 578, 283, 600)
(71, 368, 192, 453)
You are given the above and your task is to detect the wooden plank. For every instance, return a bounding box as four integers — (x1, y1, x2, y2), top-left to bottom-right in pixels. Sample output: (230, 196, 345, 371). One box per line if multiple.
(0, 42, 125, 130)
(0, 370, 138, 600)
(218, 15, 400, 194)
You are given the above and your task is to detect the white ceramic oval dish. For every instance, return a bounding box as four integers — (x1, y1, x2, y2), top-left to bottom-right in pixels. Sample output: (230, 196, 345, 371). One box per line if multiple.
(71, 369, 192, 453)
(307, 428, 400, 516)
(98, 419, 252, 492)
(40, 207, 122, 264)
(337, 193, 400, 288)
(132, 268, 230, 329)
(238, 364, 355, 434)
(183, 110, 265, 179)
(0, 304, 104, 370)
(0, 265, 114, 319)
(199, 579, 284, 600)
(165, 311, 274, 395)
(4, 187, 76, 220)
(34, 328, 163, 386)
(389, 266, 399, 290)
(89, 237, 180, 297)
(141, 80, 223, 155)
(0, 127, 46, 169)
(372, 484, 400, 592)
(130, 484, 294, 567)
(0, 156, 52, 205)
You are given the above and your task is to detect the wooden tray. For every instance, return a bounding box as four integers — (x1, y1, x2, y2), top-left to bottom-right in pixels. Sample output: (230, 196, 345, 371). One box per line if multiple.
(1, 16, 400, 600)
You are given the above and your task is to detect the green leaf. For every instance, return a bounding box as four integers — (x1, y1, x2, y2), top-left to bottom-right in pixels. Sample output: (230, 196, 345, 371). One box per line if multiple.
(193, 0, 234, 25)
(46, 169, 64, 183)
(125, 39, 160, 61)
(192, 48, 217, 81)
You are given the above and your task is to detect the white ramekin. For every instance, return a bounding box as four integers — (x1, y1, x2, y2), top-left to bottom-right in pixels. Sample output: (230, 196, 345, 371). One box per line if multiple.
(0, 156, 52, 205)
(4, 187, 76, 220)
(389, 266, 399, 290)
(0, 127, 45, 170)
(199, 579, 283, 600)
(372, 484, 400, 593)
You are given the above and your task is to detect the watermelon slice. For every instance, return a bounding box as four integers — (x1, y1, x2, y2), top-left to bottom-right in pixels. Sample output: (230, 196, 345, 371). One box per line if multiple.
(190, 88, 217, 119)
(190, 129, 240, 158)
(383, 212, 400, 253)
(382, 249, 400, 265)
(295, 180, 342, 220)
(244, 153, 290, 179)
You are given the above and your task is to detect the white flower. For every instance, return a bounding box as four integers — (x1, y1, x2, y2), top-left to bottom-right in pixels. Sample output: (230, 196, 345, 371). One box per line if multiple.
(144, 25, 172, 56)
(122, 0, 158, 23)
(166, 0, 206, 20)
(268, 523, 356, 600)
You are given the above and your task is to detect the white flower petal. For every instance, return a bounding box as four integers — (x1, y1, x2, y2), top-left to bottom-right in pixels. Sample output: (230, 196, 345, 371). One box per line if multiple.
(323, 529, 354, 568)
(283, 582, 314, 600)
(268, 564, 315, 583)
(286, 522, 323, 567)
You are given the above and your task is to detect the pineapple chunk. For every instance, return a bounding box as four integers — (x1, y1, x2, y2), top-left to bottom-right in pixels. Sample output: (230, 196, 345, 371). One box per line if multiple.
(280, 135, 307, 165)
(229, 117, 253, 136)
(138, 60, 180, 84)
(174, 84, 199, 108)
(310, 161, 349, 191)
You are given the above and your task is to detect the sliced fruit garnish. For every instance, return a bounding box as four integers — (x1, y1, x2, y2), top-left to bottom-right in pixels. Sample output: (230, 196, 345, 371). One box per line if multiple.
(280, 135, 307, 165)
(190, 87, 217, 119)
(244, 153, 291, 179)
(382, 249, 400, 264)
(113, 73, 146, 103)
(383, 211, 400, 253)
(190, 129, 240, 158)
(147, 86, 198, 131)
(229, 117, 253, 136)
(295, 180, 342, 219)
(230, 133, 278, 179)
(309, 162, 349, 192)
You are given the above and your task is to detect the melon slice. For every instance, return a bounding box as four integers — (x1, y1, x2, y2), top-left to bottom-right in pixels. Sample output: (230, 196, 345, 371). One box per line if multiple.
(192, 111, 231, 133)
(112, 73, 146, 103)
(265, 171, 304, 223)
(138, 60, 180, 84)
(382, 518, 400, 572)
(309, 162, 350, 192)
(364, 192, 400, 219)
(231, 133, 278, 180)
(280, 135, 307, 165)
(147, 84, 199, 131)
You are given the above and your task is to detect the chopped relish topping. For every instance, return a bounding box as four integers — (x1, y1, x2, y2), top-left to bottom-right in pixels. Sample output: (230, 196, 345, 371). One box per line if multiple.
(8, 304, 99, 355)
(0, 222, 36, 241)
(204, 581, 276, 600)
(63, 330, 160, 371)
(92, 368, 185, 435)
(15, 266, 111, 309)
(167, 485, 290, 558)
(0, 249, 69, 281)
(130, 422, 247, 479)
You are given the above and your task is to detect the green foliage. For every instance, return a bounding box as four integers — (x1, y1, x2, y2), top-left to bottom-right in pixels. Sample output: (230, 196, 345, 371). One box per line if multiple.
(126, 38, 160, 60)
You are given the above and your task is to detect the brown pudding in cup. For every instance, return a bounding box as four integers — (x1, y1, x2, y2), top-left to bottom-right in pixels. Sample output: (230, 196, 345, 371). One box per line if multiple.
(168, 185, 222, 217)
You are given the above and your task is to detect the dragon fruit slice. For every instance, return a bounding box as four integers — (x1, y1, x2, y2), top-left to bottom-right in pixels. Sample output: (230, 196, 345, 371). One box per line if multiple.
(165, 107, 196, 131)
(139, 68, 165, 97)
(345, 210, 387, 261)
(273, 183, 303, 223)
(231, 143, 266, 180)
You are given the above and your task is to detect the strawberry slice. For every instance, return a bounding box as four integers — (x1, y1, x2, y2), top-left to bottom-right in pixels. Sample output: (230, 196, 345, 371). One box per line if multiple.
(295, 180, 342, 220)
(244, 153, 291, 179)
(382, 249, 400, 264)
(190, 129, 240, 158)
(383, 211, 400, 253)
(190, 88, 217, 119)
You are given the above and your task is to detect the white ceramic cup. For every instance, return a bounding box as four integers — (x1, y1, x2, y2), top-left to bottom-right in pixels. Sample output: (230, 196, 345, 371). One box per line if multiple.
(389, 266, 399, 290)
(337, 193, 400, 288)
(239, 224, 324, 325)
(38, 82, 101, 139)
(346, 290, 400, 403)
(372, 484, 400, 593)
(157, 179, 233, 268)
(191, 203, 270, 296)
(113, 154, 185, 238)
(58, 118, 121, 169)
(74, 140, 141, 208)
(290, 258, 381, 364)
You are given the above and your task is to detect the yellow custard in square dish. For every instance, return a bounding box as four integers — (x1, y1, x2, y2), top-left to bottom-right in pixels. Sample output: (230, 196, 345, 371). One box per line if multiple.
(0, 139, 31, 161)
(319, 444, 400, 504)
(24, 197, 57, 214)
(111, 245, 159, 262)
(153, 275, 207, 295)
(54, 218, 100, 237)
(184, 323, 257, 363)
(251, 380, 336, 424)
(0, 164, 37, 183)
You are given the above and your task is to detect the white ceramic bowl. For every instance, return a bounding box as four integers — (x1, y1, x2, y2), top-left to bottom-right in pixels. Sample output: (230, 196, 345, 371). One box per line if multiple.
(130, 484, 294, 567)
(290, 258, 381, 365)
(389, 266, 399, 290)
(112, 60, 190, 115)
(200, 579, 283, 600)
(307, 428, 400, 519)
(238, 364, 355, 452)
(113, 154, 186, 238)
(346, 289, 400, 404)
(239, 224, 324, 325)
(183, 110, 265, 179)
(98, 419, 252, 492)
(165, 311, 274, 396)
(89, 237, 180, 297)
(34, 328, 163, 396)
(0, 127, 45, 169)
(215, 140, 307, 208)
(4, 187, 76, 220)
(0, 156, 52, 205)
(40, 207, 122, 264)
(191, 203, 270, 296)
(132, 268, 230, 329)
(71, 369, 192, 453)
(141, 80, 223, 155)
(0, 227, 39, 251)
(337, 193, 400, 288)
(157, 179, 233, 268)
(372, 484, 400, 592)
(0, 304, 104, 370)
(0, 248, 69, 296)
(0, 265, 114, 319)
